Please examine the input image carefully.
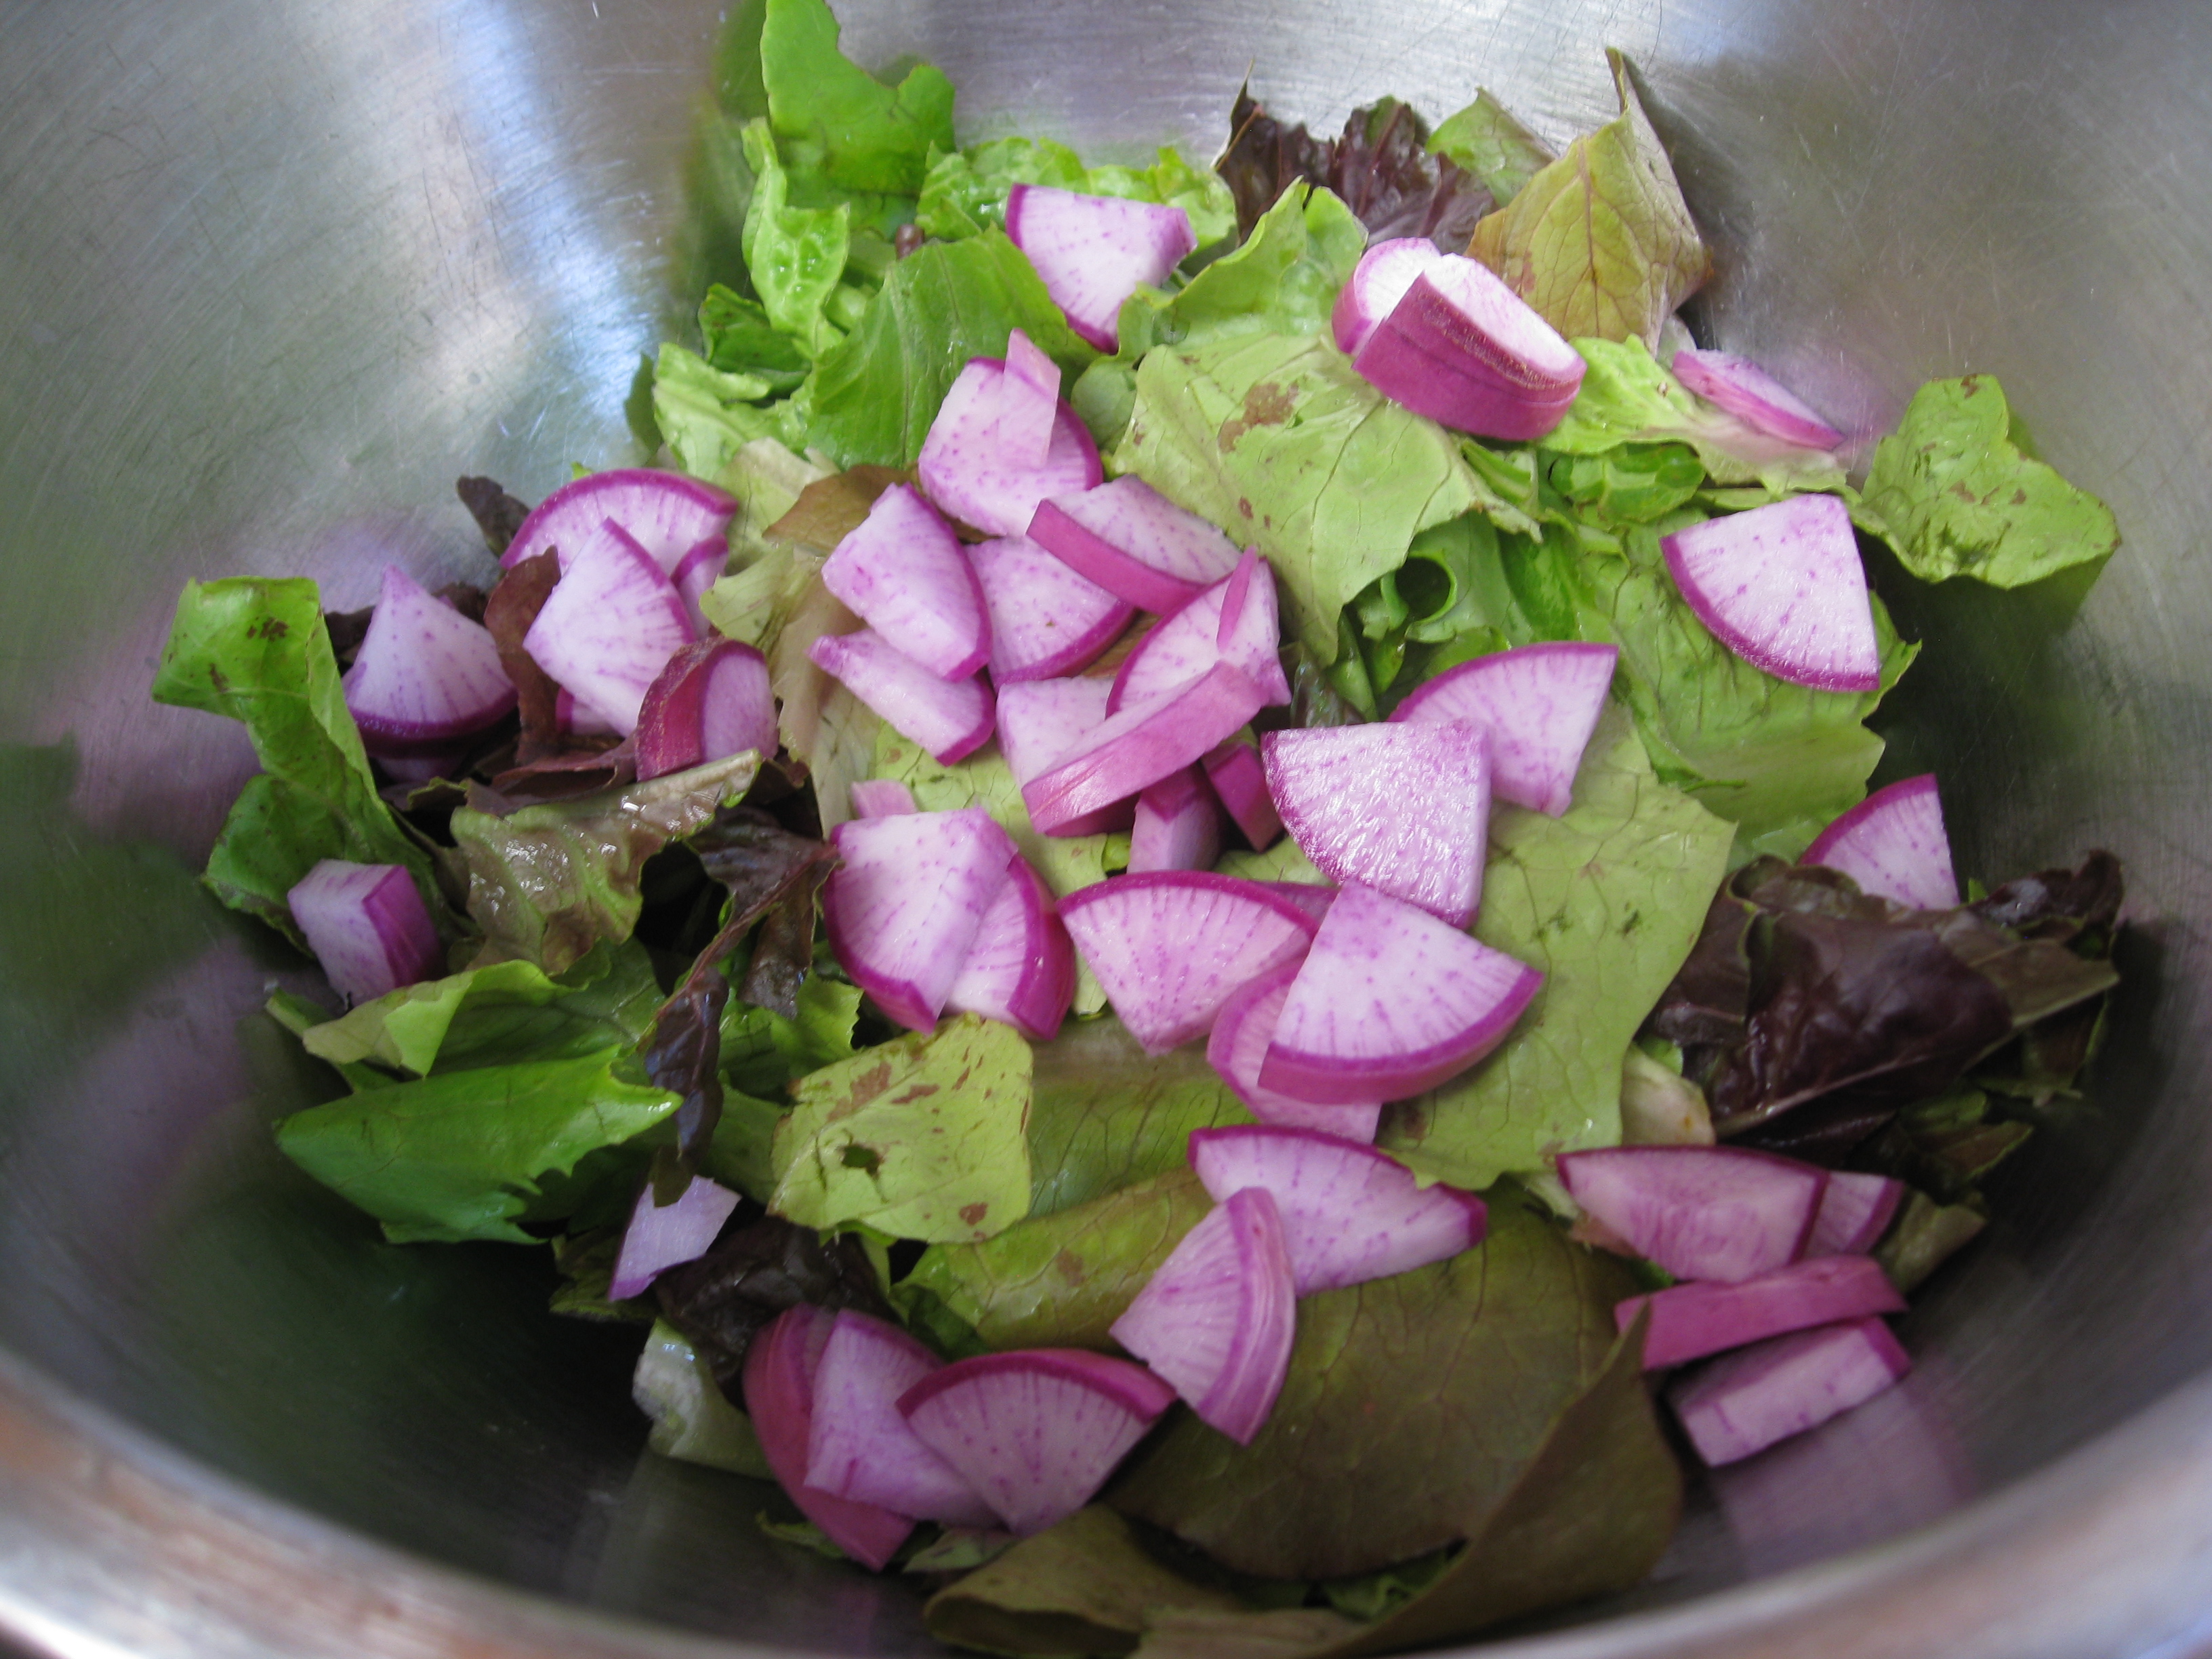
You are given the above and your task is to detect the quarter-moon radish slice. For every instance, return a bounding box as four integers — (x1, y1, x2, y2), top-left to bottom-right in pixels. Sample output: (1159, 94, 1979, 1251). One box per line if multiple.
(286, 860, 443, 1005)
(1801, 774, 1959, 909)
(1028, 476, 1243, 615)
(824, 810, 1019, 1031)
(500, 467, 737, 575)
(607, 1174, 742, 1301)
(1107, 553, 1290, 713)
(848, 779, 919, 819)
(918, 358, 1103, 539)
(1661, 495, 1880, 692)
(1672, 348, 1845, 451)
(821, 484, 991, 680)
(1128, 767, 1223, 874)
(1023, 662, 1269, 836)
(993, 676, 1133, 838)
(1615, 1254, 1905, 1371)
(808, 629, 995, 764)
(1206, 962, 1380, 1141)
(342, 565, 516, 757)
(1666, 1316, 1912, 1467)
(805, 1311, 1001, 1529)
(1332, 237, 1449, 356)
(1260, 883, 1541, 1105)
(1555, 1145, 1828, 1284)
(1351, 255, 1586, 441)
(523, 520, 697, 735)
(1202, 738, 1284, 851)
(1005, 184, 1198, 353)
(945, 856, 1077, 1042)
(997, 327, 1062, 471)
(1389, 642, 1618, 817)
(634, 638, 776, 781)
(1805, 1171, 1906, 1257)
(1108, 1187, 1296, 1444)
(969, 535, 1134, 684)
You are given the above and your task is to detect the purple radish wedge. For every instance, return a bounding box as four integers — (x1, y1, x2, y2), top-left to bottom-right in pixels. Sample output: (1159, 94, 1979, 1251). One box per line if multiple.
(969, 535, 1134, 683)
(898, 1349, 1176, 1536)
(821, 485, 991, 680)
(608, 1174, 741, 1301)
(1555, 1146, 1829, 1284)
(1254, 883, 1338, 924)
(1260, 883, 1542, 1105)
(996, 327, 1061, 471)
(342, 565, 515, 757)
(1128, 767, 1223, 874)
(1005, 184, 1197, 353)
(501, 467, 737, 575)
(849, 779, 919, 819)
(1667, 1316, 1912, 1467)
(804, 1312, 1001, 1530)
(1806, 1171, 1906, 1257)
(808, 629, 996, 764)
(743, 1306, 915, 1568)
(1672, 348, 1845, 451)
(1332, 237, 1450, 357)
(1661, 495, 1881, 692)
(1616, 1254, 1906, 1370)
(286, 860, 442, 1004)
(523, 520, 696, 735)
(1389, 642, 1618, 817)
(634, 638, 777, 781)
(945, 856, 1077, 1042)
(1351, 255, 1586, 442)
(1028, 476, 1244, 615)
(1801, 774, 1959, 910)
(994, 676, 1134, 838)
(823, 810, 1019, 1031)
(918, 357, 1103, 539)
(1187, 1125, 1487, 1293)
(1202, 739, 1284, 850)
(1059, 873, 1317, 1054)
(1109, 1186, 1296, 1445)
(1206, 962, 1380, 1140)
(1023, 662, 1269, 836)
(671, 533, 726, 635)
(1108, 554, 1290, 713)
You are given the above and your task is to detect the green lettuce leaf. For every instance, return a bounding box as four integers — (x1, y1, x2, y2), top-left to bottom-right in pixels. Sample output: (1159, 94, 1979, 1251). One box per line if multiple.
(1428, 90, 1554, 205)
(917, 137, 1233, 249)
(740, 117, 852, 356)
(699, 283, 812, 392)
(652, 344, 795, 488)
(721, 968, 864, 1099)
(758, 0, 954, 197)
(631, 1318, 775, 1478)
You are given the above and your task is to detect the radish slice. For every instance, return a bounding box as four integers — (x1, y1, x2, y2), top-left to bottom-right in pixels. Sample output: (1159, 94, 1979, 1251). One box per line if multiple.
(1661, 495, 1880, 693)
(608, 1174, 741, 1301)
(1028, 477, 1244, 615)
(969, 535, 1134, 684)
(1206, 962, 1380, 1139)
(997, 327, 1061, 472)
(743, 1306, 914, 1569)
(1351, 255, 1586, 442)
(501, 467, 738, 575)
(286, 860, 442, 1004)
(1807, 1172, 1906, 1257)
(1187, 1124, 1486, 1293)
(1616, 1254, 1906, 1371)
(671, 533, 726, 635)
(1389, 642, 1619, 817)
(1253, 883, 1338, 924)
(1109, 1187, 1296, 1445)
(1107, 554, 1290, 713)
(994, 676, 1134, 838)
(634, 638, 777, 781)
(805, 1312, 1000, 1530)
(945, 857, 1078, 1042)
(523, 520, 696, 735)
(1005, 184, 1198, 353)
(1261, 883, 1541, 1105)
(918, 358, 1103, 539)
(1263, 720, 1492, 928)
(1555, 1146, 1829, 1284)
(1667, 1316, 1912, 1467)
(1058, 873, 1318, 1054)
(849, 779, 919, 819)
(1801, 774, 1959, 910)
(1128, 768, 1223, 874)
(823, 810, 1020, 1031)
(555, 687, 618, 739)
(1672, 348, 1845, 451)
(1023, 662, 1269, 836)
(898, 1349, 1176, 1536)
(1202, 739, 1284, 851)
(808, 629, 996, 765)
(821, 485, 991, 681)
(1332, 237, 1449, 356)
(342, 565, 515, 756)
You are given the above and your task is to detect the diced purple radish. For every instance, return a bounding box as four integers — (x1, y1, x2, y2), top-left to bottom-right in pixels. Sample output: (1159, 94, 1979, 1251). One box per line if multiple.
(1661, 495, 1880, 693)
(996, 327, 1061, 472)
(918, 357, 1103, 539)
(1263, 720, 1492, 928)
(945, 856, 1077, 1042)
(671, 533, 726, 634)
(523, 520, 696, 735)
(634, 638, 777, 781)
(285, 860, 442, 1005)
(1188, 1125, 1486, 1294)
(1254, 883, 1338, 924)
(1389, 642, 1619, 817)
(1668, 1316, 1912, 1467)
(1206, 962, 1380, 1140)
(1332, 237, 1449, 356)
(1807, 1172, 1907, 1257)
(1023, 662, 1269, 836)
(849, 779, 919, 819)
(1107, 554, 1290, 713)
(1672, 348, 1845, 451)
(342, 565, 515, 757)
(821, 484, 991, 681)
(1261, 883, 1541, 1105)
(969, 535, 1134, 684)
(1005, 184, 1197, 353)
(1128, 768, 1223, 875)
(1028, 477, 1244, 615)
(898, 1349, 1176, 1536)
(1616, 1255, 1906, 1370)
(1058, 873, 1318, 1054)
(994, 676, 1135, 838)
(608, 1174, 741, 1301)
(804, 1312, 1001, 1530)
(808, 629, 996, 765)
(500, 466, 738, 575)
(1351, 255, 1587, 442)
(743, 1305, 915, 1568)
(555, 687, 617, 739)
(1801, 774, 1959, 910)
(823, 810, 1020, 1031)
(1555, 1146, 1829, 1284)
(1202, 739, 1284, 851)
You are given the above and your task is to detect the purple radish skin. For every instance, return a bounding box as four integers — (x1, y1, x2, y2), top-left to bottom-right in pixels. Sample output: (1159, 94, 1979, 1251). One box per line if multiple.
(849, 779, 920, 819)
(969, 534, 1134, 683)
(918, 357, 1102, 539)
(1556, 1145, 1830, 1284)
(743, 1306, 915, 1568)
(808, 628, 996, 764)
(1616, 1254, 1906, 1370)
(671, 533, 726, 635)
(1801, 774, 1959, 910)
(823, 811, 1020, 1031)
(1661, 495, 1881, 692)
(1108, 556, 1290, 714)
(1005, 184, 1197, 352)
(342, 565, 515, 756)
(993, 676, 1136, 838)
(1672, 348, 1845, 451)
(821, 484, 992, 680)
(1206, 962, 1381, 1139)
(1351, 255, 1586, 441)
(805, 1312, 1001, 1529)
(1389, 642, 1618, 817)
(945, 856, 1078, 1042)
(1028, 476, 1243, 615)
(608, 1175, 741, 1301)
(1202, 739, 1284, 850)
(1332, 237, 1450, 356)
(500, 466, 737, 575)
(522, 519, 696, 735)
(1128, 767, 1224, 874)
(1022, 662, 1269, 836)
(1668, 1316, 1912, 1467)
(1807, 1171, 1907, 1257)
(286, 861, 443, 1005)
(634, 638, 776, 781)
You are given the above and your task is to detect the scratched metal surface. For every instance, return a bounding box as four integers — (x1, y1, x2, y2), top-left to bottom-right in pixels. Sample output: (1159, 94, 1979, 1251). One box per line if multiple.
(1, 0, 2210, 1655)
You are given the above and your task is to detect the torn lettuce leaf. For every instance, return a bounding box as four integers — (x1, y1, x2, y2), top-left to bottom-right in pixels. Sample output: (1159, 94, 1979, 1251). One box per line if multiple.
(758, 0, 954, 197)
(740, 117, 853, 357)
(721, 968, 864, 1101)
(1427, 89, 1555, 207)
(632, 1318, 775, 1478)
(917, 136, 1233, 251)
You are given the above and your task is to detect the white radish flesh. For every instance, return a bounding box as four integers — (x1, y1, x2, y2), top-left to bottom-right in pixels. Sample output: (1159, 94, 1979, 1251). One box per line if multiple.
(808, 628, 996, 764)
(1028, 476, 1243, 615)
(805, 1311, 1001, 1529)
(1615, 1254, 1906, 1370)
(848, 779, 919, 819)
(993, 676, 1134, 838)
(1332, 237, 1450, 356)
(608, 1175, 742, 1301)
(1806, 1171, 1906, 1256)
(1206, 962, 1380, 1140)
(996, 327, 1061, 471)
(1389, 642, 1619, 817)
(500, 467, 737, 575)
(945, 856, 1078, 1042)
(1555, 1145, 1829, 1284)
(1661, 495, 1881, 693)
(522, 519, 696, 735)
(1801, 774, 1959, 910)
(1672, 348, 1844, 451)
(342, 565, 515, 756)
(1128, 767, 1223, 874)
(968, 535, 1134, 684)
(821, 484, 992, 680)
(823, 810, 1019, 1031)
(1005, 184, 1197, 352)
(1022, 662, 1268, 836)
(1667, 1316, 1912, 1467)
(286, 860, 443, 1005)
(634, 638, 776, 782)
(1107, 553, 1290, 713)
(1351, 255, 1586, 441)
(918, 357, 1103, 539)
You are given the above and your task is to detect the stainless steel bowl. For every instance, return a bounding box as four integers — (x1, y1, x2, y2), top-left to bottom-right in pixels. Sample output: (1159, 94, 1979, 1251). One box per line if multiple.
(5, 1, 2211, 1654)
